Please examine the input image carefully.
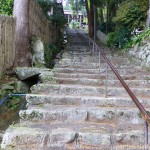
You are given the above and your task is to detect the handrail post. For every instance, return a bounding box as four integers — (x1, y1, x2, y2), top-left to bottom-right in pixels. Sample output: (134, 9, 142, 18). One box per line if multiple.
(144, 121, 148, 150)
(105, 63, 108, 98)
(95, 44, 97, 63)
(98, 51, 101, 77)
(92, 43, 95, 62)
(77, 28, 150, 124)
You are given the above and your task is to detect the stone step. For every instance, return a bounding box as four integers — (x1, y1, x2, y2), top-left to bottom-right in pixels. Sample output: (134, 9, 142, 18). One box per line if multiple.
(31, 83, 150, 98)
(19, 106, 114, 123)
(53, 67, 147, 75)
(40, 76, 150, 88)
(2, 123, 147, 150)
(54, 72, 150, 80)
(19, 105, 146, 127)
(59, 57, 131, 64)
(26, 94, 150, 108)
(62, 52, 129, 60)
(55, 62, 135, 69)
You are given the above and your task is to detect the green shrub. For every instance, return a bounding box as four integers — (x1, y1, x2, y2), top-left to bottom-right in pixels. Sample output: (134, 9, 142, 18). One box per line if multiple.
(69, 20, 79, 28)
(132, 29, 150, 45)
(0, 0, 14, 15)
(107, 28, 131, 48)
(44, 44, 60, 68)
(113, 0, 148, 31)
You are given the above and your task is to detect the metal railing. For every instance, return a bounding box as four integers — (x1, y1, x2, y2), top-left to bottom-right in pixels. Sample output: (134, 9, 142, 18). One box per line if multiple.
(76, 28, 149, 150)
(0, 93, 26, 106)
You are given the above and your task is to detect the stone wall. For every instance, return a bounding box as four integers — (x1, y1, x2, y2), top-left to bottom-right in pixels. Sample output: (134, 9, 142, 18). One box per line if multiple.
(29, 0, 57, 44)
(96, 30, 108, 44)
(129, 39, 150, 68)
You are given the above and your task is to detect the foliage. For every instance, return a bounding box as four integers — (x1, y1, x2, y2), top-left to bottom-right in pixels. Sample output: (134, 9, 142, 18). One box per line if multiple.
(113, 0, 148, 31)
(49, 14, 67, 28)
(0, 0, 14, 15)
(98, 22, 115, 33)
(37, 0, 67, 28)
(69, 0, 83, 12)
(37, 0, 53, 16)
(132, 29, 150, 45)
(107, 28, 131, 48)
(44, 44, 61, 68)
(69, 20, 80, 28)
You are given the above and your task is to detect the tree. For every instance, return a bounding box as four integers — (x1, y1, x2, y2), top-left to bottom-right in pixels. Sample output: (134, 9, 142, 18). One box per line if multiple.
(113, 0, 148, 31)
(13, 0, 31, 67)
(84, 0, 94, 37)
(0, 0, 14, 15)
(106, 0, 149, 48)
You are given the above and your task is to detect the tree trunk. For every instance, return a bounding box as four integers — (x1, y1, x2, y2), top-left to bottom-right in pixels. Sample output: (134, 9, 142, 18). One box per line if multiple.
(13, 0, 31, 67)
(106, 0, 110, 34)
(146, 0, 150, 28)
(85, 0, 90, 34)
(89, 0, 94, 37)
(85, 0, 94, 37)
(100, 7, 104, 24)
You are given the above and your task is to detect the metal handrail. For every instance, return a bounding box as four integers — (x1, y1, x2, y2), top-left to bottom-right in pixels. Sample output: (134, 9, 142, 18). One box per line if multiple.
(76, 28, 149, 149)
(76, 29, 150, 124)
(0, 93, 26, 106)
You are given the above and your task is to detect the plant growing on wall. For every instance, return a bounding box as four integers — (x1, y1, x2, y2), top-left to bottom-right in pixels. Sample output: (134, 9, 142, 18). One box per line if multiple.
(37, 0, 67, 28)
(0, 0, 14, 15)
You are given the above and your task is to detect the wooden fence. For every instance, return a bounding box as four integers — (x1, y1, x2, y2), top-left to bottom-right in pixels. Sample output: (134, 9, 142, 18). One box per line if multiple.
(0, 0, 58, 76)
(0, 15, 16, 75)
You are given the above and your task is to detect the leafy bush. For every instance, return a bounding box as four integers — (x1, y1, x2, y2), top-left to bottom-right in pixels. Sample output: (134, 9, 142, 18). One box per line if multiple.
(0, 0, 14, 15)
(49, 14, 67, 28)
(107, 28, 131, 48)
(98, 22, 115, 34)
(69, 20, 80, 28)
(44, 44, 60, 68)
(132, 29, 150, 45)
(37, 0, 53, 16)
(37, 0, 67, 28)
(113, 0, 148, 31)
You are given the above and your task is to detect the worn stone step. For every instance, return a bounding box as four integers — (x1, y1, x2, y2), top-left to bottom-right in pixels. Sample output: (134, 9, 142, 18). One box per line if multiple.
(31, 84, 150, 97)
(40, 76, 150, 88)
(19, 104, 146, 127)
(26, 94, 150, 108)
(0, 122, 112, 150)
(55, 62, 135, 69)
(53, 67, 147, 76)
(19, 106, 115, 123)
(1, 122, 147, 150)
(54, 72, 150, 80)
(59, 59, 131, 66)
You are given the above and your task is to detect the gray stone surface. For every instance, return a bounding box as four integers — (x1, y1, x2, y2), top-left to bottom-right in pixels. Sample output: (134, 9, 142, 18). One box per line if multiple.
(15, 67, 50, 80)
(1, 29, 150, 150)
(32, 38, 45, 66)
(129, 39, 150, 68)
(51, 128, 76, 144)
(15, 81, 29, 93)
(1, 126, 46, 149)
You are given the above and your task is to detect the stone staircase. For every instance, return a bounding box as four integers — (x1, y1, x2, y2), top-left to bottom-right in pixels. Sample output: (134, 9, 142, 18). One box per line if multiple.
(1, 30, 150, 150)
